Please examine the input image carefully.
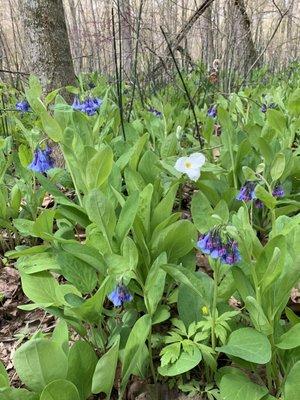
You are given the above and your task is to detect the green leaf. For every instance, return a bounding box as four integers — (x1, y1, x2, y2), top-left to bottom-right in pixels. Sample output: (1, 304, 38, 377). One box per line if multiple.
(220, 371, 268, 400)
(20, 271, 63, 306)
(121, 315, 151, 394)
(162, 264, 211, 304)
(84, 189, 116, 253)
(242, 166, 257, 181)
(40, 112, 63, 142)
(0, 388, 39, 400)
(151, 183, 179, 230)
(216, 328, 271, 364)
(270, 153, 285, 181)
(244, 296, 273, 335)
(158, 346, 202, 377)
(151, 220, 197, 262)
(255, 186, 276, 209)
(86, 146, 113, 190)
(144, 253, 167, 315)
(13, 338, 68, 392)
(56, 252, 97, 294)
(115, 192, 139, 244)
(276, 324, 300, 349)
(92, 337, 120, 399)
(52, 320, 69, 354)
(67, 341, 97, 400)
(0, 360, 9, 388)
(287, 88, 300, 115)
(40, 379, 80, 400)
(69, 277, 111, 323)
(284, 360, 300, 400)
(32, 210, 55, 239)
(191, 191, 214, 232)
(266, 109, 286, 133)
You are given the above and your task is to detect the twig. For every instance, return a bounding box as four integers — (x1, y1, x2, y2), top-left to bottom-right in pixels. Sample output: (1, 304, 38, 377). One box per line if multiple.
(0, 68, 29, 76)
(112, 7, 126, 140)
(127, 0, 144, 121)
(160, 27, 204, 148)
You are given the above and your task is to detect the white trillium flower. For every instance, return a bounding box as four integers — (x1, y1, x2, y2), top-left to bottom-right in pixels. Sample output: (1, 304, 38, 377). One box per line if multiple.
(174, 152, 206, 182)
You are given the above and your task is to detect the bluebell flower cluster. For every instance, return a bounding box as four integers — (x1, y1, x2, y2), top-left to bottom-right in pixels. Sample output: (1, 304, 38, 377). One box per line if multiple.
(236, 181, 257, 202)
(28, 146, 54, 173)
(272, 184, 285, 198)
(72, 97, 102, 116)
(261, 103, 276, 113)
(108, 284, 133, 307)
(197, 229, 241, 265)
(16, 100, 30, 113)
(254, 199, 264, 209)
(148, 107, 162, 117)
(207, 105, 217, 118)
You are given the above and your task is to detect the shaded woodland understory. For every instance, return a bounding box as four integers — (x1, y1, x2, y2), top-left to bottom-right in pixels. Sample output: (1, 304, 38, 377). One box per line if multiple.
(0, 0, 300, 400)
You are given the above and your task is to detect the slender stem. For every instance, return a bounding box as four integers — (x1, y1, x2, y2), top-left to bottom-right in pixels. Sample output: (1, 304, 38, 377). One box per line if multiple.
(112, 7, 126, 141)
(160, 26, 204, 148)
(148, 331, 157, 387)
(127, 0, 144, 121)
(211, 260, 219, 351)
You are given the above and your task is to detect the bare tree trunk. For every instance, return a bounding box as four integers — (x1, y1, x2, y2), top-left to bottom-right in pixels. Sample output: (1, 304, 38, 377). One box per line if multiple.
(199, 5, 214, 67)
(119, 0, 133, 79)
(19, 0, 75, 92)
(232, 0, 258, 76)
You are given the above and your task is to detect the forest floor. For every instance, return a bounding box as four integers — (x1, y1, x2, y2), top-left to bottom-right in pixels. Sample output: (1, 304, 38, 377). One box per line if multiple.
(2, 255, 300, 400)
(0, 263, 206, 400)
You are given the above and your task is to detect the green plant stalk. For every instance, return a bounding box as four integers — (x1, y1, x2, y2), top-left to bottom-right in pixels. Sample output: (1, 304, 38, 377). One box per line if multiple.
(144, 296, 157, 386)
(211, 260, 220, 351)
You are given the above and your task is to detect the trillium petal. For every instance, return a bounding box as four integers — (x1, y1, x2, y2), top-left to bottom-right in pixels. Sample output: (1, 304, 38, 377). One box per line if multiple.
(175, 157, 190, 173)
(186, 167, 201, 181)
(189, 153, 205, 167)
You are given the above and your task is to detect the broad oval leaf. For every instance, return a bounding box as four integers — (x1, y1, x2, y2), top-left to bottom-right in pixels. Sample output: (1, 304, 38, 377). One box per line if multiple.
(158, 347, 202, 377)
(40, 379, 80, 400)
(13, 339, 68, 392)
(216, 328, 271, 364)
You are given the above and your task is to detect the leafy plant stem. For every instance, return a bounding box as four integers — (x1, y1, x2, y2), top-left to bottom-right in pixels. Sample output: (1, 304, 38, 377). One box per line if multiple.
(148, 331, 157, 386)
(211, 260, 220, 351)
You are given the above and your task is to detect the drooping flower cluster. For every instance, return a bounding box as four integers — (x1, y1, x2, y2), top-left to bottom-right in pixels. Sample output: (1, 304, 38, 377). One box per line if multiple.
(174, 152, 206, 182)
(16, 100, 30, 113)
(108, 283, 133, 307)
(148, 107, 162, 117)
(72, 97, 102, 116)
(28, 146, 54, 173)
(236, 181, 257, 202)
(272, 184, 285, 198)
(261, 103, 276, 113)
(207, 105, 217, 118)
(197, 229, 241, 265)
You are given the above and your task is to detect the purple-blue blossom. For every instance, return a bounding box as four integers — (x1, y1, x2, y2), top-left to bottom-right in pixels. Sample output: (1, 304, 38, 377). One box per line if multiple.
(197, 230, 241, 266)
(28, 146, 54, 173)
(272, 184, 285, 198)
(148, 107, 162, 117)
(108, 284, 133, 307)
(72, 97, 102, 116)
(207, 105, 217, 118)
(16, 100, 30, 113)
(236, 181, 257, 202)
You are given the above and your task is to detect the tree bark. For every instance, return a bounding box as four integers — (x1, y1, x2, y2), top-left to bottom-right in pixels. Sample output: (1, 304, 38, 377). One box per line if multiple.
(119, 0, 133, 79)
(19, 0, 75, 92)
(231, 0, 258, 76)
(199, 5, 215, 67)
